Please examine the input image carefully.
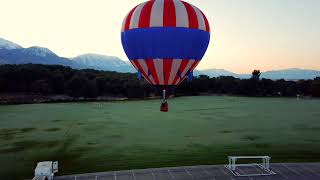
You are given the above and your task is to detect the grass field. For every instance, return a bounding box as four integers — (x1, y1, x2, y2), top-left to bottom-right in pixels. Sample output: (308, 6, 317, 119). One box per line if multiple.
(0, 96, 320, 180)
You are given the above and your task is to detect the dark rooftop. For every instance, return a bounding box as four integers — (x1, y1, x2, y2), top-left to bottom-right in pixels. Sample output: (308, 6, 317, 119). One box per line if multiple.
(53, 163, 320, 180)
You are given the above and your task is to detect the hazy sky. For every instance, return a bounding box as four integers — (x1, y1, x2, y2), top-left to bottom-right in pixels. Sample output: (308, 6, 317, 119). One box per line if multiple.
(0, 0, 319, 73)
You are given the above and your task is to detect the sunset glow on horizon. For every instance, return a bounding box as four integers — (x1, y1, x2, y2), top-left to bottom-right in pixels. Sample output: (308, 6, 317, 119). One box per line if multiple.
(0, 0, 319, 73)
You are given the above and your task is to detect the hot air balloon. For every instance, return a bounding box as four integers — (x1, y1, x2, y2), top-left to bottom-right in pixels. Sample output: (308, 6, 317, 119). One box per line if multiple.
(121, 0, 210, 112)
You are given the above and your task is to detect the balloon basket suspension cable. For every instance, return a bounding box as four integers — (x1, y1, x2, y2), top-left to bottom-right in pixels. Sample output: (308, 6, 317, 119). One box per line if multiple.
(160, 89, 168, 112)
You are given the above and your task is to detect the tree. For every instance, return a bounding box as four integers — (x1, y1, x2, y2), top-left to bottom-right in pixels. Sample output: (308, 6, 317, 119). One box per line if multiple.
(251, 69, 261, 80)
(260, 78, 275, 96)
(1, 64, 319, 99)
(284, 81, 298, 96)
(30, 80, 51, 95)
(312, 77, 320, 97)
(215, 76, 239, 94)
(0, 77, 8, 92)
(84, 79, 98, 98)
(296, 80, 312, 96)
(191, 75, 211, 92)
(65, 74, 88, 97)
(50, 73, 65, 94)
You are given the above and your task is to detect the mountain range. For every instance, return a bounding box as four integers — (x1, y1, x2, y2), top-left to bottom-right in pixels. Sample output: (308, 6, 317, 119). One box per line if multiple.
(0, 38, 134, 73)
(194, 68, 320, 80)
(1, 38, 319, 80)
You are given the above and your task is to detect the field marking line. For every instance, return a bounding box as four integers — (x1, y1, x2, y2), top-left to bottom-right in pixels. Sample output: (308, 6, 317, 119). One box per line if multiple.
(184, 167, 194, 179)
(269, 167, 288, 179)
(251, 164, 272, 179)
(236, 167, 254, 180)
(114, 172, 117, 180)
(218, 167, 234, 180)
(200, 167, 216, 180)
(298, 164, 320, 176)
(132, 170, 137, 180)
(149, 169, 156, 180)
(280, 163, 302, 177)
(61, 116, 82, 144)
(309, 164, 320, 175)
(167, 169, 176, 180)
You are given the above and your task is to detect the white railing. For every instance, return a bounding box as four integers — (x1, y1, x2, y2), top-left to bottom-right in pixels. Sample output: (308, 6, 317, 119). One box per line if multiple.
(226, 156, 276, 176)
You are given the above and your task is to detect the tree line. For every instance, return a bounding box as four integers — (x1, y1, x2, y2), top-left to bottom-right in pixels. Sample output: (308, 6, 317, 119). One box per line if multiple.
(0, 64, 319, 98)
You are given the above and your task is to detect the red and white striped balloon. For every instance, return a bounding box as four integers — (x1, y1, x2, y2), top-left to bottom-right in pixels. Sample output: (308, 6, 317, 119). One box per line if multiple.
(121, 0, 211, 86)
(121, 0, 210, 32)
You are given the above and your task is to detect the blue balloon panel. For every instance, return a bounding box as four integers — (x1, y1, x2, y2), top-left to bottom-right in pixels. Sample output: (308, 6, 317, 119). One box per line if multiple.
(121, 27, 210, 60)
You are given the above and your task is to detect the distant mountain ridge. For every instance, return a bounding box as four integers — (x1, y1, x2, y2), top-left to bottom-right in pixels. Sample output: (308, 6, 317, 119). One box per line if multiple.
(198, 68, 320, 80)
(194, 68, 238, 77)
(0, 38, 22, 49)
(72, 54, 133, 73)
(0, 38, 319, 80)
(0, 38, 135, 73)
(0, 44, 73, 66)
(261, 68, 320, 80)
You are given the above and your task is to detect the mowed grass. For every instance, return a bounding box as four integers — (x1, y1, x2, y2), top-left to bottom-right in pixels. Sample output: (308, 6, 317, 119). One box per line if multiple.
(0, 96, 320, 179)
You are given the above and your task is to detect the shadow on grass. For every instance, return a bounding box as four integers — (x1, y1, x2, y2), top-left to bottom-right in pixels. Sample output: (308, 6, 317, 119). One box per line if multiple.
(0, 140, 60, 153)
(45, 128, 61, 132)
(242, 135, 262, 141)
(292, 124, 320, 131)
(0, 128, 36, 140)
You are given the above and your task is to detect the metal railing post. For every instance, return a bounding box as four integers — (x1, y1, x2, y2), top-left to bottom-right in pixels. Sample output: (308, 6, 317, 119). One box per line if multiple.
(232, 158, 236, 171)
(266, 157, 270, 171)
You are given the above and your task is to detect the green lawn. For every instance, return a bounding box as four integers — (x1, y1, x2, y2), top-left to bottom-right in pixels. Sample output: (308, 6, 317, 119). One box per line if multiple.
(0, 96, 320, 179)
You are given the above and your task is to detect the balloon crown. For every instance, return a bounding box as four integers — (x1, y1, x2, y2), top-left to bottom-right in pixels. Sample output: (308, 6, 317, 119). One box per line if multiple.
(121, 0, 210, 33)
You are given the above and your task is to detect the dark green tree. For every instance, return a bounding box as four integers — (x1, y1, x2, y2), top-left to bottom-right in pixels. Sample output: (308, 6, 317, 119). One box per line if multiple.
(251, 69, 261, 80)
(65, 73, 88, 97)
(0, 64, 317, 99)
(312, 77, 320, 97)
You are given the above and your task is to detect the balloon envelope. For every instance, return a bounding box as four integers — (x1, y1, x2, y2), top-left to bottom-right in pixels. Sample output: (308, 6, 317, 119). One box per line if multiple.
(121, 0, 210, 86)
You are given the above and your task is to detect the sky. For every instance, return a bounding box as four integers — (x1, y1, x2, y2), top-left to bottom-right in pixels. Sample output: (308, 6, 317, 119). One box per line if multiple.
(0, 0, 319, 73)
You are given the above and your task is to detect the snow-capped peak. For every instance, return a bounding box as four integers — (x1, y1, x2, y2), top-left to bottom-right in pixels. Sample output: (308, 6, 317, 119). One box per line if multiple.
(73, 53, 128, 67)
(71, 53, 134, 72)
(0, 38, 22, 50)
(22, 46, 57, 57)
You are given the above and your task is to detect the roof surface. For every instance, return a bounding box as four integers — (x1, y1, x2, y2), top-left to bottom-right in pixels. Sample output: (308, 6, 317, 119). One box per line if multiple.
(52, 163, 320, 180)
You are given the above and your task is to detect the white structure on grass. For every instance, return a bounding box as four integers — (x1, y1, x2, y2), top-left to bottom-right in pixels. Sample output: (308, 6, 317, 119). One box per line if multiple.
(226, 156, 276, 176)
(32, 161, 58, 180)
